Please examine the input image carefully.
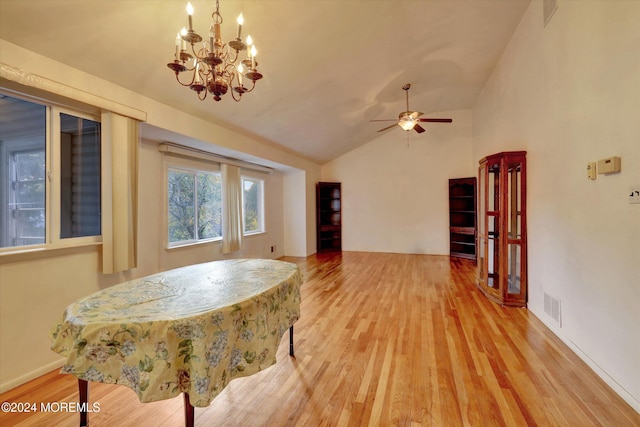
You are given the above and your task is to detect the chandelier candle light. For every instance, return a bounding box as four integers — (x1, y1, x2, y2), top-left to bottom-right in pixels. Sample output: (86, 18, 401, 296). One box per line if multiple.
(167, 0, 263, 102)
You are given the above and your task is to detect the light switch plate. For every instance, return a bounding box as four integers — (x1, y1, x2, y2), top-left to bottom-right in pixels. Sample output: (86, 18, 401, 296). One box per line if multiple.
(587, 162, 596, 180)
(630, 185, 640, 204)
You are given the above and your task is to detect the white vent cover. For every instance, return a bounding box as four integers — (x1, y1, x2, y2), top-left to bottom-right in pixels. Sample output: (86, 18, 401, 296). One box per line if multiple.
(543, 0, 558, 26)
(544, 292, 562, 327)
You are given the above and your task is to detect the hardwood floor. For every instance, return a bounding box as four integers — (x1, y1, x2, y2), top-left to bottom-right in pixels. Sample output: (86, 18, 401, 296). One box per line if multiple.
(1, 252, 638, 426)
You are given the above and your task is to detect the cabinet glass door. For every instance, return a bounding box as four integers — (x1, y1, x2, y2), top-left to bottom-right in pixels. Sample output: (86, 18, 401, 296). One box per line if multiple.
(506, 161, 523, 297)
(477, 163, 486, 288)
(486, 161, 500, 293)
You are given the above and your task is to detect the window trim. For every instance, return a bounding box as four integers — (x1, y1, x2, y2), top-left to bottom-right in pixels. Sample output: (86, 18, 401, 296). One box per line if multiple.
(161, 148, 270, 250)
(50, 105, 102, 247)
(163, 155, 223, 250)
(241, 175, 265, 236)
(167, 166, 223, 248)
(0, 136, 46, 249)
(0, 93, 103, 256)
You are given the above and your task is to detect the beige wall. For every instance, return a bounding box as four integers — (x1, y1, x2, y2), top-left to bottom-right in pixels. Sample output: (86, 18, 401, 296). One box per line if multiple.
(472, 0, 639, 410)
(283, 170, 310, 257)
(322, 110, 474, 254)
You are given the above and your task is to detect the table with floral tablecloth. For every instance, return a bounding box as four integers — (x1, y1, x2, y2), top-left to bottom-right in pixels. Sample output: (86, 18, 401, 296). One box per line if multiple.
(50, 259, 302, 416)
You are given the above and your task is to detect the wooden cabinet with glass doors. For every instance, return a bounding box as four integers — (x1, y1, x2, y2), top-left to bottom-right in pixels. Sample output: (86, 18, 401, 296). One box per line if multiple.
(477, 151, 527, 307)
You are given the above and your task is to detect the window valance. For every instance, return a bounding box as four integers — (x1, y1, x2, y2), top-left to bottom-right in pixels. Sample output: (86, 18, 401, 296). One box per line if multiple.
(0, 62, 146, 122)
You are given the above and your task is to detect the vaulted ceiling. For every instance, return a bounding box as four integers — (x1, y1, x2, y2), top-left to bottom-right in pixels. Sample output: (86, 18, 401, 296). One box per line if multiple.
(0, 0, 531, 164)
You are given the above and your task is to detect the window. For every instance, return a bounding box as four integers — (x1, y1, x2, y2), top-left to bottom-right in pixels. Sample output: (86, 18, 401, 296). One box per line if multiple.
(164, 147, 267, 249)
(59, 113, 101, 238)
(168, 168, 222, 246)
(0, 93, 101, 250)
(242, 176, 264, 235)
(1, 139, 46, 247)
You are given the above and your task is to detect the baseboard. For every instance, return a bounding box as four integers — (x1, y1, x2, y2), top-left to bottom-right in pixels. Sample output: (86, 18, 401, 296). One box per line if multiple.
(528, 306, 640, 413)
(0, 358, 64, 394)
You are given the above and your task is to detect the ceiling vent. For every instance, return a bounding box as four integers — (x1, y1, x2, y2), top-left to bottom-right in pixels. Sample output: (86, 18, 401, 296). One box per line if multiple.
(543, 0, 558, 26)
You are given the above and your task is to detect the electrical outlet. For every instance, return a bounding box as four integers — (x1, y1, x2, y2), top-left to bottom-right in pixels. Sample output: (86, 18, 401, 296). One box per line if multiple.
(270, 245, 276, 253)
(630, 185, 640, 204)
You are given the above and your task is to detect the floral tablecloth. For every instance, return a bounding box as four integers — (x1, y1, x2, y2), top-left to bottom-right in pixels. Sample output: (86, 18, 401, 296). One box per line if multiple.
(50, 259, 302, 407)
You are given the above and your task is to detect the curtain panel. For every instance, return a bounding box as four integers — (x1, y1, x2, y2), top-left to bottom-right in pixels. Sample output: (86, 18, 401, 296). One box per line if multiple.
(101, 111, 139, 274)
(221, 163, 244, 254)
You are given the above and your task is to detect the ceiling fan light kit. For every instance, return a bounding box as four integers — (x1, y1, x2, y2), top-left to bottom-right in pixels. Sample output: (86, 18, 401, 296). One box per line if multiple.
(167, 0, 263, 102)
(371, 83, 453, 133)
(399, 114, 418, 131)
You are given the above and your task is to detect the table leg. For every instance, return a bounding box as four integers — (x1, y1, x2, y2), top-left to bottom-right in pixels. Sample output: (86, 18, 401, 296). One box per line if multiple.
(183, 393, 195, 427)
(78, 379, 89, 426)
(289, 325, 294, 356)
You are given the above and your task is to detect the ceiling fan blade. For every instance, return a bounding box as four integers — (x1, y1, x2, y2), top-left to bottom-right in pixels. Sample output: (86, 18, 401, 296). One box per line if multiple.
(414, 124, 426, 133)
(418, 118, 453, 123)
(377, 123, 399, 132)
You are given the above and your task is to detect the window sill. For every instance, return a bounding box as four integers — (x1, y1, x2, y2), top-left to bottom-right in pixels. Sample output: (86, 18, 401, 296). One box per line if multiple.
(244, 231, 266, 238)
(0, 240, 102, 263)
(166, 238, 223, 251)
(165, 232, 266, 251)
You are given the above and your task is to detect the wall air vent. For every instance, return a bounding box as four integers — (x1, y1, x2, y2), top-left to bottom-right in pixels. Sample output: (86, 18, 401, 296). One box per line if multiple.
(544, 292, 562, 327)
(543, 0, 558, 26)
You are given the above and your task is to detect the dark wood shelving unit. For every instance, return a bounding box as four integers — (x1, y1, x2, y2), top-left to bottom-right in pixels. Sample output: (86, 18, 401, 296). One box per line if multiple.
(449, 177, 477, 260)
(316, 182, 341, 252)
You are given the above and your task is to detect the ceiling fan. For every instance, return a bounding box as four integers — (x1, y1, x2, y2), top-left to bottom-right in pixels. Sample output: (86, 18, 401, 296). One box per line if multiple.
(370, 84, 452, 133)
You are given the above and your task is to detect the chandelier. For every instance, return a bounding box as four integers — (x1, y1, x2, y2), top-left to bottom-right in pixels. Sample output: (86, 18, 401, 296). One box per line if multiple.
(167, 0, 263, 102)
